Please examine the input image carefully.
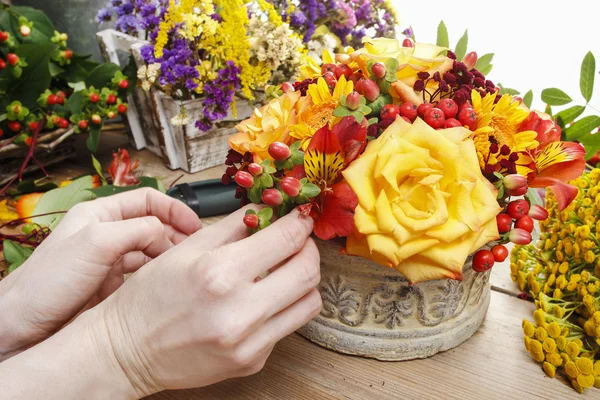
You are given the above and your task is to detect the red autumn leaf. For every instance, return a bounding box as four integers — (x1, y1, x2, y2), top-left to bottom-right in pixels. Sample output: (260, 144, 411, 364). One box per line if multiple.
(108, 149, 140, 187)
(332, 116, 367, 164)
(311, 182, 359, 240)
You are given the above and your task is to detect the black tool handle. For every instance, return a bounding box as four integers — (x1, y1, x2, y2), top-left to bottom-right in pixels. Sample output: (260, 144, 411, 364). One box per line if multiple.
(166, 180, 241, 218)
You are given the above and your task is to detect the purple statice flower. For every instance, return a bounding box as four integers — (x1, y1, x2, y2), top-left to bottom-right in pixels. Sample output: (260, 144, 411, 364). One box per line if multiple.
(96, 8, 113, 23)
(97, 0, 165, 36)
(114, 14, 139, 35)
(289, 11, 307, 27)
(196, 61, 241, 132)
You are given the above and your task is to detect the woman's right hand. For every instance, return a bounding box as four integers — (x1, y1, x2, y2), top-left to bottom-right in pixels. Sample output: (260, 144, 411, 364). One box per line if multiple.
(89, 206, 322, 398)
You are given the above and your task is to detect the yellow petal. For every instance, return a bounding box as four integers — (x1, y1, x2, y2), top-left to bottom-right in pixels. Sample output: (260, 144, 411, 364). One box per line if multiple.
(0, 200, 18, 221)
(396, 255, 458, 283)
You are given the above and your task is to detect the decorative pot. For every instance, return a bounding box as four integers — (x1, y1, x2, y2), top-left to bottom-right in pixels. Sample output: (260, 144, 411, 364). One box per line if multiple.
(297, 239, 491, 361)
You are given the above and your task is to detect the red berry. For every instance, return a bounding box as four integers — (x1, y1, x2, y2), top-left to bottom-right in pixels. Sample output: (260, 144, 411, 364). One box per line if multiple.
(243, 214, 259, 229)
(28, 121, 38, 131)
(402, 38, 414, 48)
(280, 177, 302, 197)
(7, 53, 19, 66)
(107, 111, 117, 119)
(491, 245, 509, 263)
(8, 121, 21, 132)
(358, 78, 380, 102)
(472, 250, 495, 272)
(55, 96, 65, 105)
(323, 72, 337, 86)
(0, 31, 8, 42)
(529, 204, 549, 221)
(117, 104, 128, 114)
(438, 99, 458, 119)
(335, 64, 353, 80)
(321, 63, 337, 75)
(47, 94, 58, 105)
(24, 137, 33, 147)
(503, 174, 527, 191)
(91, 114, 102, 125)
(506, 185, 528, 197)
(458, 107, 478, 130)
(59, 118, 69, 129)
(444, 118, 462, 128)
(515, 215, 534, 233)
(0, 59, 5, 69)
(262, 188, 284, 206)
(380, 104, 401, 121)
(63, 50, 73, 60)
(19, 25, 31, 37)
(78, 120, 89, 130)
(234, 171, 254, 189)
(509, 228, 532, 245)
(348, 73, 362, 84)
(462, 52, 478, 70)
(89, 93, 100, 103)
(507, 199, 530, 220)
(371, 62, 386, 79)
(107, 94, 117, 104)
(119, 79, 129, 89)
(496, 213, 513, 233)
(247, 164, 262, 176)
(280, 82, 295, 93)
(417, 103, 433, 118)
(53, 116, 62, 125)
(268, 142, 291, 161)
(57, 90, 67, 99)
(424, 108, 446, 129)
(401, 116, 412, 123)
(346, 91, 361, 111)
(0, 128, 3, 137)
(459, 102, 474, 112)
(399, 102, 418, 121)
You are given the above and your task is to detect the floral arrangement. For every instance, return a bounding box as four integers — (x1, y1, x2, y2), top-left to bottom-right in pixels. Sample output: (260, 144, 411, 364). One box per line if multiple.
(223, 36, 586, 283)
(0, 5, 132, 193)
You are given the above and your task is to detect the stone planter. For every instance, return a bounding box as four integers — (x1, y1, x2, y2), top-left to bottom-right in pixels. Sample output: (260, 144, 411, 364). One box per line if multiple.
(297, 240, 491, 361)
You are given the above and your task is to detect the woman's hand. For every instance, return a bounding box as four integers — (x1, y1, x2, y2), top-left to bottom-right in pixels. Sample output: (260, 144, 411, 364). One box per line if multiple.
(87, 207, 322, 398)
(0, 188, 202, 360)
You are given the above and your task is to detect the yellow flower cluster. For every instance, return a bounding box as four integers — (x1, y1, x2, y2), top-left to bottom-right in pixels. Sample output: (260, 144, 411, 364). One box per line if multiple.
(512, 168, 600, 392)
(256, 0, 283, 26)
(179, 2, 218, 42)
(154, 0, 197, 58)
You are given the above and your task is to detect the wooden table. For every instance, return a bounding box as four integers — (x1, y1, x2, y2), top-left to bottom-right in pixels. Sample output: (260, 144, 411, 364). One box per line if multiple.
(2, 131, 592, 399)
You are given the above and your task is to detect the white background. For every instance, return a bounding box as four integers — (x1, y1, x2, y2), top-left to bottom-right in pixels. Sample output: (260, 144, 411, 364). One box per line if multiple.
(392, 0, 600, 115)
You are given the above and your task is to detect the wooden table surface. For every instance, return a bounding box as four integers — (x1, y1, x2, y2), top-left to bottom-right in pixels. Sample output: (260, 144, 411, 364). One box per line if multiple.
(2, 131, 593, 399)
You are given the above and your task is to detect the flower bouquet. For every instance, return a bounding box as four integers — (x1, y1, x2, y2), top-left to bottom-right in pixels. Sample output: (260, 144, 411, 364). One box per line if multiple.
(223, 36, 586, 359)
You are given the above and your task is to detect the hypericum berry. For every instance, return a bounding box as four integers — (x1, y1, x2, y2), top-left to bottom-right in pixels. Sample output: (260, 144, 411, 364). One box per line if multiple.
(491, 245, 509, 262)
(234, 171, 254, 189)
(0, 31, 8, 42)
(91, 114, 102, 125)
(529, 204, 549, 221)
(444, 118, 462, 128)
(458, 107, 478, 131)
(262, 188, 284, 206)
(401, 116, 412, 123)
(55, 95, 65, 105)
(472, 250, 495, 272)
(503, 174, 527, 191)
(19, 25, 31, 37)
(515, 215, 534, 233)
(507, 199, 530, 220)
(117, 104, 128, 114)
(509, 228, 532, 245)
(119, 79, 129, 89)
(78, 120, 89, 130)
(507, 185, 528, 197)
(89, 93, 100, 103)
(335, 64, 353, 80)
(243, 214, 259, 229)
(280, 177, 302, 197)
(438, 99, 458, 118)
(348, 73, 362, 84)
(59, 33, 68, 41)
(47, 94, 58, 105)
(7, 53, 19, 66)
(358, 78, 380, 102)
(53, 116, 62, 125)
(268, 142, 291, 161)
(321, 63, 337, 75)
(462, 52, 478, 70)
(346, 91, 361, 111)
(56, 90, 67, 99)
(58, 118, 69, 129)
(28, 121, 38, 131)
(62, 50, 73, 59)
(402, 38, 414, 48)
(107, 94, 117, 104)
(247, 163, 263, 176)
(0, 59, 5, 70)
(371, 62, 386, 79)
(280, 82, 295, 93)
(11, 104, 22, 114)
(322, 71, 337, 84)
(496, 213, 513, 233)
(424, 108, 446, 129)
(381, 104, 401, 120)
(399, 102, 418, 121)
(417, 103, 433, 118)
(107, 111, 117, 119)
(8, 121, 21, 132)
(25, 137, 33, 147)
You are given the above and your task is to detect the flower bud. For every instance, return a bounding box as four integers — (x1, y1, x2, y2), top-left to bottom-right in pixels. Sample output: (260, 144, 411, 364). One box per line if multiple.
(509, 228, 532, 245)
(280, 177, 302, 197)
(247, 163, 263, 176)
(262, 188, 284, 206)
(19, 25, 31, 37)
(280, 82, 295, 93)
(234, 171, 254, 189)
(503, 174, 527, 191)
(371, 62, 386, 79)
(462, 52, 478, 70)
(268, 142, 291, 161)
(402, 38, 414, 48)
(345, 92, 361, 111)
(507, 186, 528, 196)
(529, 204, 549, 221)
(243, 214, 259, 229)
(358, 78, 380, 102)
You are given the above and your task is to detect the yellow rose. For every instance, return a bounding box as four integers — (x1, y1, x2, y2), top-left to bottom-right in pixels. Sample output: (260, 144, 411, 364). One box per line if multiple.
(229, 91, 302, 162)
(343, 118, 501, 283)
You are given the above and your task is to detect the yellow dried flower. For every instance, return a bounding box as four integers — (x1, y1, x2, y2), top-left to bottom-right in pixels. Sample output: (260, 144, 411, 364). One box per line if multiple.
(576, 357, 594, 375)
(543, 362, 556, 378)
(522, 320, 535, 337)
(546, 352, 563, 367)
(565, 361, 580, 379)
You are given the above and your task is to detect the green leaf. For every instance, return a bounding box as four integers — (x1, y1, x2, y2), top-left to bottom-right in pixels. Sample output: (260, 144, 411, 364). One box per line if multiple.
(247, 186, 262, 204)
(87, 124, 103, 153)
(333, 106, 352, 117)
(91, 154, 108, 186)
(523, 90, 533, 109)
(541, 88, 572, 106)
(85, 63, 120, 89)
(290, 149, 304, 166)
(245, 209, 256, 216)
(258, 207, 273, 221)
(367, 117, 378, 126)
(555, 105, 586, 127)
(66, 91, 84, 115)
(89, 177, 166, 198)
(3, 240, 34, 273)
(384, 58, 399, 74)
(580, 51, 596, 103)
(565, 115, 600, 141)
(256, 172, 274, 189)
(579, 133, 600, 160)
(300, 183, 321, 199)
(498, 84, 520, 96)
(478, 64, 493, 76)
(32, 176, 96, 229)
(436, 21, 449, 48)
(454, 30, 469, 62)
(8, 43, 58, 109)
(526, 188, 544, 207)
(475, 53, 494, 73)
(12, 178, 58, 195)
(49, 62, 64, 77)
(11, 6, 55, 39)
(366, 94, 392, 118)
(377, 79, 391, 94)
